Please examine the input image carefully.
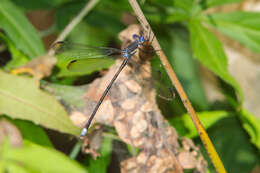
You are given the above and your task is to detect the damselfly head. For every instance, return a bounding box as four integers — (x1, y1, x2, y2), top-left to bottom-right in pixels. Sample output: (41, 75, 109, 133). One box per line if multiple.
(132, 34, 146, 45)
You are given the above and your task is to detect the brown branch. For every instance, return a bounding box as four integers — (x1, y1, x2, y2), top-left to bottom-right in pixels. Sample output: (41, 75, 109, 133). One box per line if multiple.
(128, 0, 227, 173)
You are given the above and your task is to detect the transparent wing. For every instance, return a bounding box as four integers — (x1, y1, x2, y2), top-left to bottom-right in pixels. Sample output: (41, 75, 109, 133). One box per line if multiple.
(133, 60, 175, 101)
(66, 58, 116, 72)
(53, 41, 122, 59)
(152, 68, 175, 101)
(151, 59, 175, 101)
(53, 41, 122, 72)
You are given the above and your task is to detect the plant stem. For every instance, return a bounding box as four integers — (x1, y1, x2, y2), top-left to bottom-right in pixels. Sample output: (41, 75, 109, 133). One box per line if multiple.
(69, 140, 82, 159)
(128, 0, 227, 173)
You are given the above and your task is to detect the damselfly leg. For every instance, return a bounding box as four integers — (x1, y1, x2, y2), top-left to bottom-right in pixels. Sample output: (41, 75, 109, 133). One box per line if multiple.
(133, 21, 175, 101)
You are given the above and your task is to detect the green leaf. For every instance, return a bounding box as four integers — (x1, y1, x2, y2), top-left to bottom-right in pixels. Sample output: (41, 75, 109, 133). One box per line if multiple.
(6, 162, 29, 173)
(169, 111, 230, 138)
(0, 32, 29, 69)
(204, 12, 260, 53)
(173, 0, 194, 12)
(0, 71, 80, 135)
(1, 115, 53, 147)
(1, 139, 87, 173)
(205, 0, 242, 8)
(11, 118, 53, 147)
(84, 137, 112, 173)
(188, 21, 243, 103)
(42, 82, 86, 108)
(198, 116, 259, 173)
(0, 0, 45, 58)
(239, 109, 260, 151)
(165, 9, 190, 23)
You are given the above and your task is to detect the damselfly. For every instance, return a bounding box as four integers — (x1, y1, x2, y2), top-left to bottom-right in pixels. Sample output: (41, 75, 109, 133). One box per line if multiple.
(54, 34, 150, 136)
(53, 34, 174, 137)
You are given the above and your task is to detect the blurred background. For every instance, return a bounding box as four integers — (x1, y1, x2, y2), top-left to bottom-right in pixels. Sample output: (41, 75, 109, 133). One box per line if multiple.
(0, 0, 259, 172)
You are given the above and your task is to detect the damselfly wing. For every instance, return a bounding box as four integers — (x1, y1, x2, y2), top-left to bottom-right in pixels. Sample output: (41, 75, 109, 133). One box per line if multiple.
(53, 39, 174, 136)
(53, 41, 121, 73)
(53, 41, 175, 101)
(152, 62, 175, 101)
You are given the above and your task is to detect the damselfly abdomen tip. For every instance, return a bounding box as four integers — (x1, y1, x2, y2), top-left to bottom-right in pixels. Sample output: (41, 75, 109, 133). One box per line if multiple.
(80, 128, 88, 138)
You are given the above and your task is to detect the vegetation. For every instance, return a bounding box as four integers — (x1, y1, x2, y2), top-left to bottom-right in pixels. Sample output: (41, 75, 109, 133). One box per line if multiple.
(0, 0, 259, 172)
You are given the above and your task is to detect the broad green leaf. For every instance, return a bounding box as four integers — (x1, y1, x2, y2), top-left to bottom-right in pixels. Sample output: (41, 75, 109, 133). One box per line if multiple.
(1, 139, 87, 173)
(198, 116, 259, 173)
(188, 21, 243, 103)
(206, 0, 242, 8)
(11, 118, 53, 147)
(1, 115, 53, 147)
(239, 109, 260, 150)
(0, 0, 45, 58)
(84, 137, 112, 173)
(0, 71, 80, 135)
(0, 32, 29, 69)
(204, 12, 260, 53)
(169, 111, 230, 138)
(6, 162, 29, 173)
(42, 82, 86, 108)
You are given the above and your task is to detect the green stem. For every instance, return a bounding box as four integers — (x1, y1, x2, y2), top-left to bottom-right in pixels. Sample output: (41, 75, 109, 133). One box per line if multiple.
(69, 140, 82, 159)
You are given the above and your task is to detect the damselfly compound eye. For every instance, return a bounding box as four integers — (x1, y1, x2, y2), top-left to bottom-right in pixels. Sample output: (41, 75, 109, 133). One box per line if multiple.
(132, 34, 139, 40)
(139, 36, 145, 44)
